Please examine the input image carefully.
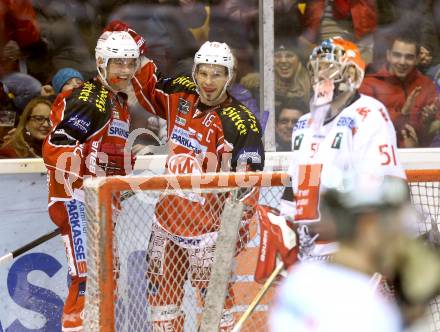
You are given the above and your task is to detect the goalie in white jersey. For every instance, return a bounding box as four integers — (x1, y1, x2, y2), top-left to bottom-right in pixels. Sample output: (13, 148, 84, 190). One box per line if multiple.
(286, 37, 406, 255)
(254, 37, 407, 282)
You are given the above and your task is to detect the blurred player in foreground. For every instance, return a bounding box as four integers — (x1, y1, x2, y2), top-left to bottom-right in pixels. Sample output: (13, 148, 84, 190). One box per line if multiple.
(269, 176, 440, 332)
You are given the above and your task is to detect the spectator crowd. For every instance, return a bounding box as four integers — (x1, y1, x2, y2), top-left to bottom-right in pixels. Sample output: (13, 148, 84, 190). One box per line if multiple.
(2, 0, 440, 156)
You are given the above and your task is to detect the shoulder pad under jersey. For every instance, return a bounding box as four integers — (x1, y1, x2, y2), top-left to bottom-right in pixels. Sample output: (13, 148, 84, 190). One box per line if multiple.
(52, 80, 113, 144)
(218, 99, 264, 171)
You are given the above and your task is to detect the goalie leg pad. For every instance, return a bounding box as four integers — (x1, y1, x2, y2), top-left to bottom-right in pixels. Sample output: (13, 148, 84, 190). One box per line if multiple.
(254, 205, 298, 283)
(219, 308, 234, 332)
(146, 225, 188, 307)
(150, 305, 185, 332)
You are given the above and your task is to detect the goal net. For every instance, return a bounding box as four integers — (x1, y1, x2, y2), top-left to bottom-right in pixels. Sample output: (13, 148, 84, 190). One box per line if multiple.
(83, 169, 440, 332)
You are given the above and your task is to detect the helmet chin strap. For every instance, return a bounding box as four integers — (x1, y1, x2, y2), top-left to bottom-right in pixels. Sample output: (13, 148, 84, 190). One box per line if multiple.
(196, 77, 231, 106)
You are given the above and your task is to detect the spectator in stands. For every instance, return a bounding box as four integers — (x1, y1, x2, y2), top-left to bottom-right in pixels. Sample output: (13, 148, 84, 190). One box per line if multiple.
(51, 67, 84, 95)
(228, 52, 260, 120)
(208, 0, 258, 78)
(417, 43, 440, 80)
(0, 72, 42, 114)
(107, 0, 206, 76)
(31, 0, 95, 83)
(0, 0, 47, 78)
(0, 96, 52, 158)
(373, 0, 439, 72)
(275, 97, 308, 151)
(359, 33, 440, 147)
(241, 38, 311, 105)
(298, 0, 377, 63)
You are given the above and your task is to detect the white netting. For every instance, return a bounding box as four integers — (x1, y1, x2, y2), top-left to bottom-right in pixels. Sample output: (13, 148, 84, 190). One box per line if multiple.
(84, 171, 440, 332)
(84, 173, 287, 332)
(407, 177, 440, 332)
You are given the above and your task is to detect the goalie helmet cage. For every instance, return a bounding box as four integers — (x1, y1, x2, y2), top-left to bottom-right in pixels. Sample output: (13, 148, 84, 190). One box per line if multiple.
(83, 170, 440, 332)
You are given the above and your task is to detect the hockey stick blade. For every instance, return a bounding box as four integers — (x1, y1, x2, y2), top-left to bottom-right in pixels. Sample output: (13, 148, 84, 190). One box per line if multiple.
(232, 262, 285, 332)
(0, 228, 60, 266)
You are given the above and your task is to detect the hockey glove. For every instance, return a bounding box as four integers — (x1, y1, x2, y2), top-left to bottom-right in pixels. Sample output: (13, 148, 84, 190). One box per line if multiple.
(97, 142, 136, 176)
(254, 205, 299, 284)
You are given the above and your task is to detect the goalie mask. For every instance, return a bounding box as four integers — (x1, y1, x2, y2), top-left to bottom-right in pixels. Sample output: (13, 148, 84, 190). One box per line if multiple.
(192, 41, 235, 105)
(308, 37, 365, 106)
(95, 31, 140, 91)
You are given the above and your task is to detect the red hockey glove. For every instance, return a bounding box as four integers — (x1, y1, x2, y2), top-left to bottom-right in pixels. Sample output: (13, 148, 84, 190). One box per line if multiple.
(103, 20, 148, 56)
(97, 142, 136, 176)
(254, 205, 299, 284)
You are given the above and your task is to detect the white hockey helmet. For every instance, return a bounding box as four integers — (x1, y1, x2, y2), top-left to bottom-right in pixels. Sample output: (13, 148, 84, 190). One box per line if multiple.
(95, 31, 140, 86)
(192, 41, 235, 99)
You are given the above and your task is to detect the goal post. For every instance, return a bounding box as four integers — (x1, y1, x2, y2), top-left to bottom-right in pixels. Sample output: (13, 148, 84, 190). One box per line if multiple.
(83, 172, 289, 332)
(83, 170, 440, 332)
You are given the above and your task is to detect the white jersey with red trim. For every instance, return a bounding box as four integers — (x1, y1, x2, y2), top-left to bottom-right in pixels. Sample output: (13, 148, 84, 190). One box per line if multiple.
(286, 93, 405, 224)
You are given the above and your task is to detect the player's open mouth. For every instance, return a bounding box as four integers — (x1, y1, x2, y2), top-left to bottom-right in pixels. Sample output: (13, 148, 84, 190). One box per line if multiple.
(395, 66, 408, 73)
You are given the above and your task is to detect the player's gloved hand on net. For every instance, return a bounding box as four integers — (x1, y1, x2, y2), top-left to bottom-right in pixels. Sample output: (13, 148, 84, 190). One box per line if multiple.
(97, 143, 136, 176)
(103, 20, 148, 56)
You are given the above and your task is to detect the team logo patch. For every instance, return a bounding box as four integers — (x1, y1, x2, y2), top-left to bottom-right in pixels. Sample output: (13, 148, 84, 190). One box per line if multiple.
(66, 114, 91, 134)
(331, 132, 343, 149)
(178, 97, 190, 115)
(108, 119, 129, 139)
(171, 127, 207, 155)
(356, 107, 371, 121)
(112, 110, 120, 119)
(293, 134, 304, 150)
(294, 119, 308, 130)
(337, 116, 356, 129)
(176, 116, 186, 126)
(168, 153, 203, 175)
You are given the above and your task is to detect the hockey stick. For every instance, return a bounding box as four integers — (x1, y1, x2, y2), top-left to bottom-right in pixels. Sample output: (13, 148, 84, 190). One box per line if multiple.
(0, 228, 60, 266)
(231, 262, 285, 332)
(0, 189, 140, 267)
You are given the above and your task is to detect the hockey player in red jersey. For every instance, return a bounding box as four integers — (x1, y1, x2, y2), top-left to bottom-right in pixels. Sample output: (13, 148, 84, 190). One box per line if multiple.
(129, 39, 265, 330)
(42, 30, 143, 331)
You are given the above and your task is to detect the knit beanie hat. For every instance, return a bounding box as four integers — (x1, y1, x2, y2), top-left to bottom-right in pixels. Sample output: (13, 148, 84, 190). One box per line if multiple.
(1, 73, 42, 111)
(52, 68, 84, 94)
